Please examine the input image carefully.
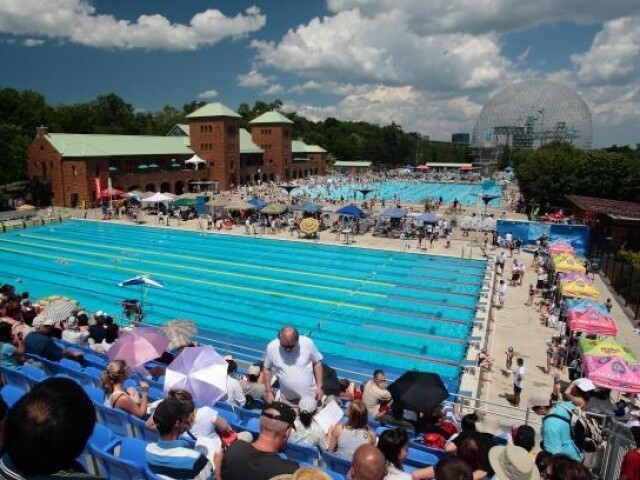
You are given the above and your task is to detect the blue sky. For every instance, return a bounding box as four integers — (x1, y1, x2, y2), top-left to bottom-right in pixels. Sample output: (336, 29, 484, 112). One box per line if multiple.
(0, 0, 639, 147)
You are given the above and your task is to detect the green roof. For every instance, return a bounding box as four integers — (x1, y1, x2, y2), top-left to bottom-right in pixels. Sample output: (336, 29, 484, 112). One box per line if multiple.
(186, 102, 241, 119)
(333, 161, 371, 167)
(46, 133, 192, 157)
(239, 128, 263, 154)
(249, 111, 294, 125)
(292, 140, 327, 154)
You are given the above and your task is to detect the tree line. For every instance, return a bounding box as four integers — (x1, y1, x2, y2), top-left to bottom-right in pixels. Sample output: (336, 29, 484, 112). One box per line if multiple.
(0, 88, 471, 184)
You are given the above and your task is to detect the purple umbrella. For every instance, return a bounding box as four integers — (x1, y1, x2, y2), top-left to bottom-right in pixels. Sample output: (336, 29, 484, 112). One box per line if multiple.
(107, 327, 169, 367)
(164, 346, 228, 406)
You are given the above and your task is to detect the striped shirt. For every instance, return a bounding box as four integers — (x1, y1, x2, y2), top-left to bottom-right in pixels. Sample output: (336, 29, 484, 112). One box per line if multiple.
(146, 439, 214, 480)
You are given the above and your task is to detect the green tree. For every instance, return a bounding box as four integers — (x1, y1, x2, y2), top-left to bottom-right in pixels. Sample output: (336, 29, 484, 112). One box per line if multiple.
(0, 123, 29, 183)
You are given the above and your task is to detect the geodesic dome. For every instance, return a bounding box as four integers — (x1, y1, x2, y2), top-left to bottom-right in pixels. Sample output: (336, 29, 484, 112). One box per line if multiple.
(472, 81, 593, 151)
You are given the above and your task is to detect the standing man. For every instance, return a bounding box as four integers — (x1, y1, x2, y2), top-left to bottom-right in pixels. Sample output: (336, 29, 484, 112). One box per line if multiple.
(363, 369, 393, 419)
(262, 326, 323, 405)
(512, 358, 525, 407)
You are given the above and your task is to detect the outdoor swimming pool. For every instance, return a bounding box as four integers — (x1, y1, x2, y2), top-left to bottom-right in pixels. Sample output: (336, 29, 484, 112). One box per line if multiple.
(0, 220, 487, 388)
(293, 180, 503, 206)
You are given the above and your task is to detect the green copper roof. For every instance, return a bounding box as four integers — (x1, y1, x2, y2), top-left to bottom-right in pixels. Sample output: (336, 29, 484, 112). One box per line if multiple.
(249, 111, 294, 125)
(186, 102, 241, 119)
(292, 140, 327, 154)
(333, 161, 371, 167)
(46, 133, 192, 157)
(240, 128, 263, 154)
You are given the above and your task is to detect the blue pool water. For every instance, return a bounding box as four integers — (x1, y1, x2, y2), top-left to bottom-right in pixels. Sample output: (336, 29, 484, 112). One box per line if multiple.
(293, 180, 503, 205)
(0, 221, 487, 389)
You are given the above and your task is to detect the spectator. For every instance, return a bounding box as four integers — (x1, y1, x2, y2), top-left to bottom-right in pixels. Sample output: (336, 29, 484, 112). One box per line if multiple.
(363, 369, 393, 419)
(349, 444, 387, 480)
(545, 454, 591, 480)
(220, 402, 299, 480)
(445, 414, 496, 475)
(62, 316, 90, 345)
(488, 444, 539, 480)
(241, 364, 266, 403)
(225, 359, 246, 407)
(377, 427, 434, 480)
(433, 456, 473, 480)
(262, 326, 324, 405)
(511, 425, 536, 455)
(528, 394, 581, 461)
(24, 318, 82, 362)
(619, 426, 640, 480)
(0, 378, 101, 478)
(88, 313, 107, 343)
(512, 358, 526, 407)
(534, 451, 553, 478)
(0, 321, 24, 368)
(328, 400, 376, 459)
(146, 397, 214, 479)
(100, 359, 149, 418)
(289, 396, 327, 450)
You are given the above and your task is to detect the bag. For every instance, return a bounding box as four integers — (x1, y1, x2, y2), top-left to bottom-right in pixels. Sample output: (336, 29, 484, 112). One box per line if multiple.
(546, 405, 603, 453)
(216, 428, 238, 448)
(423, 433, 447, 450)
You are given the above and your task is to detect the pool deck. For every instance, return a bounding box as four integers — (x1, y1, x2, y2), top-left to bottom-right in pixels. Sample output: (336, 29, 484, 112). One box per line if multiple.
(33, 200, 640, 436)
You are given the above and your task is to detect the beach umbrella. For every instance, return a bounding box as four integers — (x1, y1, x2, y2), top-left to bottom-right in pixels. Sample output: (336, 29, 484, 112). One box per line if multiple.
(279, 185, 298, 196)
(32, 299, 77, 326)
(108, 327, 170, 367)
(357, 188, 375, 199)
(387, 371, 448, 413)
(579, 338, 637, 364)
(335, 204, 366, 218)
(298, 202, 323, 214)
(248, 198, 269, 209)
(224, 200, 257, 211)
(172, 197, 197, 207)
(207, 197, 229, 208)
(164, 346, 228, 406)
(380, 207, 407, 219)
(583, 355, 640, 393)
(299, 217, 320, 236)
(161, 320, 198, 350)
(261, 203, 288, 215)
(415, 213, 440, 224)
(119, 274, 164, 305)
(97, 188, 124, 199)
(568, 308, 617, 336)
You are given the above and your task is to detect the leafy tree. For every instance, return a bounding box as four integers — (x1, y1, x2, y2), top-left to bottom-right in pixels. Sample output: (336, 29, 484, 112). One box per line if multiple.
(0, 123, 29, 184)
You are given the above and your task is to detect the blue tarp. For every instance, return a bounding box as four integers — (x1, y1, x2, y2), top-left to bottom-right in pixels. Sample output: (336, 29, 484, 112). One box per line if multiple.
(496, 220, 591, 257)
(335, 204, 366, 218)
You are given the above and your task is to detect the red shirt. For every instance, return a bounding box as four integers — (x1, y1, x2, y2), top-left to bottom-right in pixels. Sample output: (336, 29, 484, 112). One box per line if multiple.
(620, 449, 640, 480)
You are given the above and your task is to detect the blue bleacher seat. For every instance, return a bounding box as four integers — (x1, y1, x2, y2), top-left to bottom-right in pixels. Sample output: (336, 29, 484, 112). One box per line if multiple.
(0, 366, 31, 391)
(214, 400, 235, 412)
(229, 416, 260, 440)
(147, 387, 164, 402)
(285, 441, 321, 465)
(321, 451, 351, 475)
(217, 408, 241, 426)
(94, 403, 134, 437)
(129, 414, 160, 443)
(0, 385, 26, 407)
(405, 448, 439, 468)
(20, 363, 47, 387)
(83, 366, 104, 387)
(234, 404, 262, 424)
(80, 424, 113, 477)
(25, 354, 63, 376)
(90, 436, 148, 480)
(83, 385, 106, 405)
(83, 353, 108, 369)
(409, 439, 446, 459)
(60, 358, 84, 372)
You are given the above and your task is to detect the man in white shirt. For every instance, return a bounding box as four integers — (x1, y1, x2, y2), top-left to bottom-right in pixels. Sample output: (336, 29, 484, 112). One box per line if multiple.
(362, 369, 393, 418)
(262, 326, 323, 406)
(512, 358, 525, 407)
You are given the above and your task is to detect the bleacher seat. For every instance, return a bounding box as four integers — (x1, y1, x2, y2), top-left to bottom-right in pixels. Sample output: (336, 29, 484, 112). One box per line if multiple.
(0, 385, 26, 407)
(129, 414, 160, 443)
(20, 363, 47, 387)
(321, 451, 351, 476)
(25, 354, 63, 376)
(83, 385, 106, 405)
(83, 366, 104, 387)
(405, 448, 439, 468)
(233, 404, 262, 424)
(229, 416, 260, 440)
(94, 403, 134, 437)
(217, 408, 241, 426)
(60, 358, 84, 372)
(81, 424, 114, 477)
(409, 439, 446, 459)
(0, 366, 31, 391)
(90, 436, 148, 480)
(83, 353, 108, 370)
(284, 441, 321, 465)
(214, 400, 235, 412)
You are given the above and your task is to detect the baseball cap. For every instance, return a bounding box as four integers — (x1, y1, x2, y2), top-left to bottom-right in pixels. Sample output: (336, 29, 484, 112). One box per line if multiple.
(528, 394, 551, 409)
(223, 354, 234, 362)
(262, 401, 296, 427)
(247, 365, 261, 376)
(299, 396, 317, 414)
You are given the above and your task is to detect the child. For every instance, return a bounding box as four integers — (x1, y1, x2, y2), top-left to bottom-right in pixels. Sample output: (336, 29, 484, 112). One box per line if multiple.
(505, 346, 514, 371)
(526, 284, 535, 306)
(551, 376, 562, 402)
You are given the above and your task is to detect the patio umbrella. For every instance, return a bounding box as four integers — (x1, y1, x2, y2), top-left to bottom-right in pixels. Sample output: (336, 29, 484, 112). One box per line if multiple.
(380, 207, 407, 219)
(583, 355, 640, 393)
(98, 188, 124, 199)
(415, 213, 440, 224)
(299, 217, 320, 235)
(387, 371, 448, 413)
(32, 299, 77, 327)
(357, 188, 375, 199)
(248, 198, 269, 209)
(207, 198, 229, 208)
(579, 338, 637, 364)
(335, 204, 366, 218)
(107, 327, 170, 367)
(224, 200, 257, 211)
(164, 346, 228, 406)
(480, 194, 501, 212)
(567, 308, 617, 336)
(118, 274, 164, 305)
(298, 202, 323, 214)
(172, 197, 197, 207)
(279, 185, 298, 196)
(161, 320, 198, 350)
(261, 203, 288, 215)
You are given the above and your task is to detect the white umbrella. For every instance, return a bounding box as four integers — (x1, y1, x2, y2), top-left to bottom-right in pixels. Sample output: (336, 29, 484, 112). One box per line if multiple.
(141, 192, 174, 204)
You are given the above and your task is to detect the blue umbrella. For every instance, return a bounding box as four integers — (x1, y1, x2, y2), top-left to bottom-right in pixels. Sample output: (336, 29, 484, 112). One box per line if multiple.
(415, 213, 440, 224)
(380, 207, 407, 219)
(299, 202, 323, 214)
(119, 275, 164, 311)
(335, 204, 366, 218)
(248, 198, 269, 208)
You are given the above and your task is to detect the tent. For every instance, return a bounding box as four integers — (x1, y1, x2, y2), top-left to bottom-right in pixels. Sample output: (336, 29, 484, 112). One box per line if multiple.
(583, 355, 640, 393)
(568, 308, 616, 336)
(380, 207, 407, 219)
(335, 204, 366, 218)
(552, 254, 586, 274)
(566, 298, 608, 314)
(579, 338, 637, 364)
(185, 154, 207, 166)
(560, 278, 599, 299)
(141, 192, 174, 204)
(548, 240, 576, 255)
(415, 213, 440, 224)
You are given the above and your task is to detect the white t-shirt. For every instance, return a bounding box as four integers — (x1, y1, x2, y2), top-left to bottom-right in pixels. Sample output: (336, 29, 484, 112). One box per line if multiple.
(226, 376, 246, 406)
(514, 365, 526, 388)
(263, 335, 323, 401)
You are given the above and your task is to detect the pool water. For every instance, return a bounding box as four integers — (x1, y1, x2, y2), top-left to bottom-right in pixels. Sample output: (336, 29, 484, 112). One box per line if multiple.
(293, 180, 503, 205)
(0, 221, 486, 387)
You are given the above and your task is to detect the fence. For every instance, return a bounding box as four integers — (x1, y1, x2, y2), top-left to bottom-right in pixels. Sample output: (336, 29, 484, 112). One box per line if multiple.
(589, 231, 640, 320)
(599, 421, 635, 480)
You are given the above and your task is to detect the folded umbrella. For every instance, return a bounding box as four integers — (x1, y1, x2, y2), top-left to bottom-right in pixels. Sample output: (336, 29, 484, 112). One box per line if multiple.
(388, 371, 448, 414)
(164, 346, 228, 406)
(107, 327, 169, 367)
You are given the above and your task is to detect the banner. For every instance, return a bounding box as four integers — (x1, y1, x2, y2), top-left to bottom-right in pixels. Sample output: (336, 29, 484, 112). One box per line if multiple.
(94, 178, 101, 201)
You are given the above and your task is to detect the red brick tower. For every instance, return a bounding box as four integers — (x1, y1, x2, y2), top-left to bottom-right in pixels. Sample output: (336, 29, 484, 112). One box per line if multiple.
(249, 111, 294, 183)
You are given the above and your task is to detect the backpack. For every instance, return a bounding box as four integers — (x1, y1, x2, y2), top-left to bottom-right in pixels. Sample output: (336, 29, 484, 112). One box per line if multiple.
(546, 405, 604, 453)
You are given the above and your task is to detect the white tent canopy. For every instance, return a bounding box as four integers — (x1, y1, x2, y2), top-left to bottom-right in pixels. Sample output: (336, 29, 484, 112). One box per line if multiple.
(185, 154, 207, 165)
(141, 192, 174, 204)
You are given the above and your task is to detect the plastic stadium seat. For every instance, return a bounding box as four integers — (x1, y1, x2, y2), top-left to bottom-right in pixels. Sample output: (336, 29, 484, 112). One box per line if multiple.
(83, 353, 108, 370)
(60, 358, 84, 372)
(405, 448, 439, 468)
(147, 387, 164, 402)
(90, 436, 148, 480)
(83, 385, 106, 405)
(20, 363, 48, 386)
(94, 403, 134, 438)
(0, 367, 31, 391)
(284, 441, 321, 465)
(409, 439, 446, 459)
(216, 408, 241, 426)
(83, 366, 104, 387)
(0, 385, 26, 407)
(233, 404, 262, 425)
(228, 417, 260, 440)
(129, 414, 160, 443)
(81, 424, 114, 477)
(321, 451, 351, 475)
(25, 354, 64, 376)
(214, 400, 235, 412)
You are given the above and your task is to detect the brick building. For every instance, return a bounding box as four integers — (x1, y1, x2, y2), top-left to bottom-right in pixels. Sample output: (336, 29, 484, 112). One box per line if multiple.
(26, 102, 327, 207)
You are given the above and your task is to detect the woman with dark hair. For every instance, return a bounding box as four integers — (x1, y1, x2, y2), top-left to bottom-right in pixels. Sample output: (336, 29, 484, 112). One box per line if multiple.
(328, 400, 376, 458)
(512, 424, 536, 454)
(289, 396, 327, 450)
(546, 454, 592, 480)
(0, 321, 24, 368)
(377, 428, 435, 480)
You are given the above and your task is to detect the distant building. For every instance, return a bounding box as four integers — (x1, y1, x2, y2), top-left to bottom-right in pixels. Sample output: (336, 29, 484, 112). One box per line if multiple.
(451, 133, 470, 145)
(26, 102, 327, 207)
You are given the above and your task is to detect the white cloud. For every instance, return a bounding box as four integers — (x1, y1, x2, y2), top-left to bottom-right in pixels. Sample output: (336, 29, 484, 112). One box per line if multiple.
(22, 38, 44, 47)
(0, 0, 266, 50)
(263, 84, 284, 95)
(197, 89, 218, 100)
(237, 69, 270, 87)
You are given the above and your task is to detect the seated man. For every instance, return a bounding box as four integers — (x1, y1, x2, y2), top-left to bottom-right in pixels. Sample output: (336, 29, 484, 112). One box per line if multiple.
(362, 369, 393, 419)
(220, 402, 298, 480)
(0, 377, 101, 478)
(25, 318, 83, 362)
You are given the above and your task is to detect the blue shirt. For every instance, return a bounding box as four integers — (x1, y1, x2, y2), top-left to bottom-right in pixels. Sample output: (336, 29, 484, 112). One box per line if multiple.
(146, 439, 213, 480)
(0, 342, 20, 369)
(542, 401, 582, 461)
(24, 332, 63, 362)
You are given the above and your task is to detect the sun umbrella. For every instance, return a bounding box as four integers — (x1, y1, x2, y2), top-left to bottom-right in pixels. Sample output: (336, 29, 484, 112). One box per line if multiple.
(548, 241, 575, 255)
(207, 197, 229, 208)
(299, 217, 320, 235)
(107, 327, 169, 367)
(335, 204, 366, 218)
(38, 299, 76, 324)
(224, 200, 257, 211)
(357, 188, 375, 199)
(583, 355, 640, 393)
(261, 203, 288, 215)
(567, 308, 617, 336)
(97, 188, 124, 199)
(164, 346, 228, 406)
(161, 320, 198, 350)
(16, 204, 36, 211)
(248, 198, 269, 209)
(380, 207, 407, 219)
(579, 337, 637, 364)
(279, 185, 298, 195)
(298, 202, 323, 214)
(387, 371, 449, 413)
(172, 197, 197, 207)
(119, 274, 164, 306)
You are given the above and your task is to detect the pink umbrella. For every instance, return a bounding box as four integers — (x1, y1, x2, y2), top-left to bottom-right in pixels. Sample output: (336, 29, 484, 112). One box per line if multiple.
(548, 240, 575, 254)
(583, 354, 640, 393)
(163, 346, 228, 406)
(107, 327, 169, 367)
(568, 308, 617, 336)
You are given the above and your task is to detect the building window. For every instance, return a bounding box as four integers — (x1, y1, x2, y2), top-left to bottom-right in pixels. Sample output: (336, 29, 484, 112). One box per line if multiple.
(72, 166, 77, 176)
